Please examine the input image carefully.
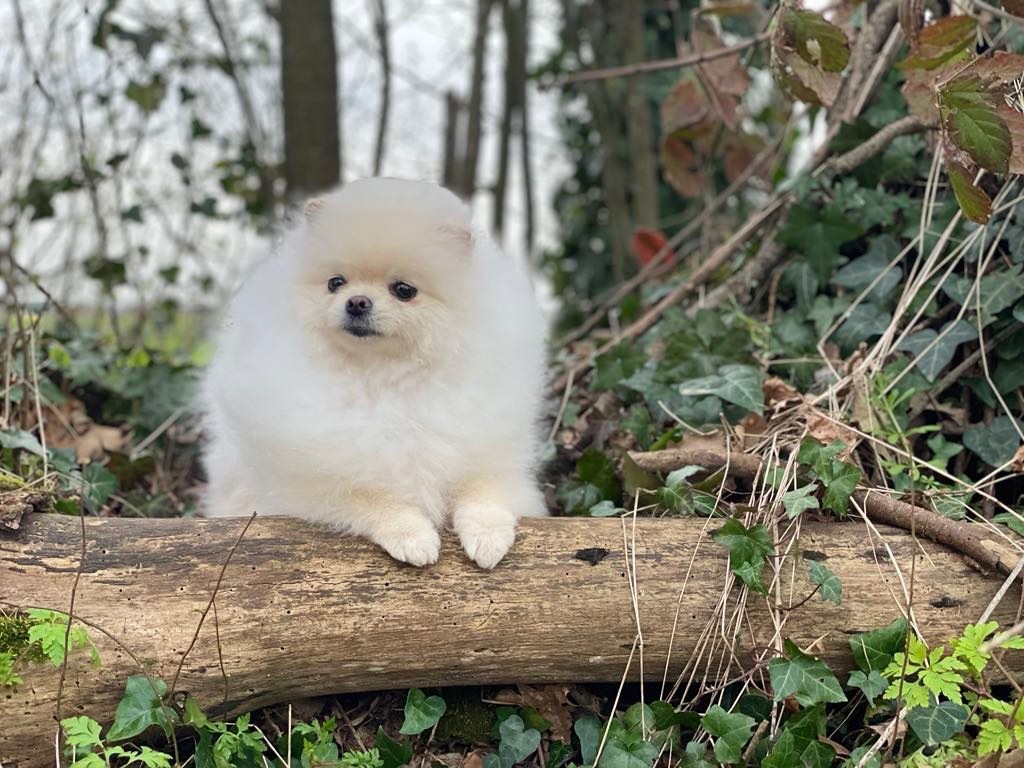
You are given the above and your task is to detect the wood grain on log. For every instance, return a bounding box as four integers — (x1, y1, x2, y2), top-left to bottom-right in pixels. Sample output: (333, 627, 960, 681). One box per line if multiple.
(1, 513, 1021, 765)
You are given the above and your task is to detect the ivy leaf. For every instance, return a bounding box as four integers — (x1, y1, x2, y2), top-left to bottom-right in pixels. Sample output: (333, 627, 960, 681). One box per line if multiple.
(83, 462, 119, 509)
(780, 204, 863, 283)
(964, 416, 1024, 467)
(947, 158, 992, 224)
(905, 701, 968, 746)
(497, 715, 541, 768)
(598, 733, 658, 768)
(712, 519, 774, 594)
(779, 8, 850, 72)
(833, 304, 892, 354)
(106, 675, 175, 742)
(400, 688, 447, 735)
(575, 715, 602, 766)
(940, 75, 1011, 174)
(678, 364, 766, 415)
(849, 617, 909, 673)
(375, 728, 413, 768)
(782, 484, 819, 518)
(808, 560, 842, 604)
(820, 460, 860, 516)
(832, 240, 902, 299)
(0, 429, 46, 457)
(700, 705, 755, 765)
(768, 640, 847, 706)
(848, 670, 889, 705)
(898, 319, 978, 382)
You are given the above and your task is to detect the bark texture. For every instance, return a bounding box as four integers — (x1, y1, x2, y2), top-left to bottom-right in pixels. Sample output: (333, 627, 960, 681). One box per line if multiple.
(2, 514, 1021, 765)
(280, 0, 341, 197)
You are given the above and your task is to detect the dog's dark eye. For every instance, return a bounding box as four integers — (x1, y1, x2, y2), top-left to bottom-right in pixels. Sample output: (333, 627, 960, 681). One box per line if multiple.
(390, 281, 417, 301)
(327, 275, 346, 293)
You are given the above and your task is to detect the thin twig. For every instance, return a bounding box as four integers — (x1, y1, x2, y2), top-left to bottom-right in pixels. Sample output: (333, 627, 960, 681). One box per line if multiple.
(54, 509, 87, 725)
(555, 33, 770, 86)
(170, 513, 256, 696)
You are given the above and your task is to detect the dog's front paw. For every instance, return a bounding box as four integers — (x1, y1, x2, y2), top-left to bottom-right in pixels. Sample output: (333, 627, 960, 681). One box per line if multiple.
(375, 523, 441, 567)
(454, 505, 516, 570)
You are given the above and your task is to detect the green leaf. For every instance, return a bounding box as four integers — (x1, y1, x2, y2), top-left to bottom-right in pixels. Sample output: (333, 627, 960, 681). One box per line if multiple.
(905, 700, 968, 745)
(848, 670, 888, 705)
(768, 640, 847, 706)
(901, 15, 977, 70)
(547, 741, 571, 768)
(780, 204, 863, 283)
(820, 459, 860, 516)
(106, 675, 175, 741)
(833, 304, 892, 354)
(650, 701, 701, 733)
(400, 688, 447, 735)
(898, 319, 978, 382)
(700, 705, 755, 764)
(832, 239, 903, 299)
(575, 715, 602, 766)
(964, 416, 1023, 467)
(0, 429, 46, 457)
(375, 728, 413, 768)
(808, 560, 841, 604)
(83, 462, 119, 509)
(947, 159, 993, 224)
(763, 728, 834, 768)
(779, 8, 850, 72)
(61, 716, 103, 749)
(782, 484, 819, 518)
(978, 717, 1014, 755)
(125, 75, 167, 113)
(598, 732, 658, 768)
(497, 715, 541, 768)
(849, 617, 909, 673)
(940, 75, 1011, 174)
(712, 518, 774, 594)
(678, 364, 766, 415)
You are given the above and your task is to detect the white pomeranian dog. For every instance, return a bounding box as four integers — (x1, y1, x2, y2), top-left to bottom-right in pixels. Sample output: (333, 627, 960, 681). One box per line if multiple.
(201, 178, 548, 569)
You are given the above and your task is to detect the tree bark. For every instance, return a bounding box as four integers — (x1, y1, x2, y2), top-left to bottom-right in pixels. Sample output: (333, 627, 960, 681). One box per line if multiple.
(458, 0, 495, 198)
(619, 2, 658, 230)
(280, 0, 341, 198)
(368, 0, 391, 175)
(2, 514, 1022, 765)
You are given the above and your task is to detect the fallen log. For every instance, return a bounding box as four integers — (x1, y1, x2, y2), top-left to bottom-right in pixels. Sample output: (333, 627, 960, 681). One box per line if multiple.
(1, 513, 1021, 765)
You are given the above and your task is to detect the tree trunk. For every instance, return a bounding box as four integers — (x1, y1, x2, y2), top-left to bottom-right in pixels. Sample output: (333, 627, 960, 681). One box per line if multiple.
(619, 2, 658, 230)
(458, 0, 495, 199)
(280, 0, 341, 198)
(368, 0, 391, 175)
(2, 514, 1021, 765)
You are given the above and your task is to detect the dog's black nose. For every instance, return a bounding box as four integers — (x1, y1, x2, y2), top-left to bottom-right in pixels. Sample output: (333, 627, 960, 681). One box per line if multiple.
(346, 296, 373, 317)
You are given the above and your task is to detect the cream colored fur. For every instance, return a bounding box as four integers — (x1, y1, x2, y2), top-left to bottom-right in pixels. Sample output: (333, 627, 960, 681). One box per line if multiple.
(201, 178, 548, 569)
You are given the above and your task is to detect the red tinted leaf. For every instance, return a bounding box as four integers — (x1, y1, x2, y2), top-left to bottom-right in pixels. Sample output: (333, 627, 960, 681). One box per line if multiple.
(693, 22, 751, 97)
(631, 229, 676, 267)
(660, 79, 710, 135)
(1005, 0, 1024, 16)
(662, 138, 705, 198)
(901, 15, 976, 70)
(997, 104, 1024, 175)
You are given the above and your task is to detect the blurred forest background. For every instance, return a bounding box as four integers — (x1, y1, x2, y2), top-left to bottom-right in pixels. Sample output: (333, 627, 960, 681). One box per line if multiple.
(6, 0, 1024, 765)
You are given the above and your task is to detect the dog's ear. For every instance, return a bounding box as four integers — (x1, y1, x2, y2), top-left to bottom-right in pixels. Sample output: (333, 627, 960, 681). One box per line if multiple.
(304, 197, 325, 222)
(439, 223, 474, 255)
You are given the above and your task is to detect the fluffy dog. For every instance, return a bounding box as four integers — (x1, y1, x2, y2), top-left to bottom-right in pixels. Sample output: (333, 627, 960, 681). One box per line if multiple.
(201, 178, 548, 568)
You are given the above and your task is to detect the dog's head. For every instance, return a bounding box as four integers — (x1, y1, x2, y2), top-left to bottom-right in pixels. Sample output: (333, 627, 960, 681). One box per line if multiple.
(289, 178, 475, 364)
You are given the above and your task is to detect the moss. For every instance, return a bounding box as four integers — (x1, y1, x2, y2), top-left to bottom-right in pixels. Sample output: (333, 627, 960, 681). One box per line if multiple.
(0, 471, 25, 491)
(434, 688, 496, 745)
(0, 613, 46, 663)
